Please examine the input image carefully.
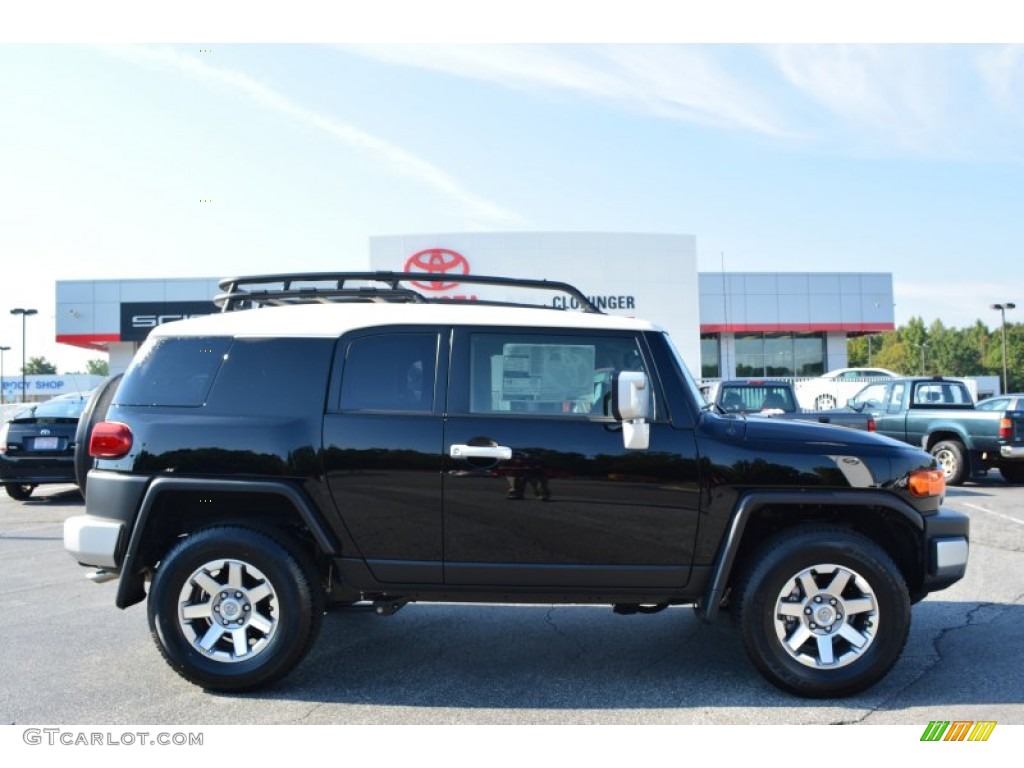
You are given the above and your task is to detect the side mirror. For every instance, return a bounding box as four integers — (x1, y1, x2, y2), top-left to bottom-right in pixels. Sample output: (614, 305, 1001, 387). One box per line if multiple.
(612, 371, 650, 450)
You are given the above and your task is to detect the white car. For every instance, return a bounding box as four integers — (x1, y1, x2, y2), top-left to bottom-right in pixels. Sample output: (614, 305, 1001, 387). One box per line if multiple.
(796, 368, 902, 410)
(821, 367, 902, 382)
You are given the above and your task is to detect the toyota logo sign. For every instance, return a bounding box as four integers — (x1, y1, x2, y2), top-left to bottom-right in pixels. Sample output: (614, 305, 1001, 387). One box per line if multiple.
(403, 249, 470, 291)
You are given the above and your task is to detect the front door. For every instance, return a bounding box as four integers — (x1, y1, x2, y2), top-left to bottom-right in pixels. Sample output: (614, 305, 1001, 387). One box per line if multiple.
(442, 327, 700, 590)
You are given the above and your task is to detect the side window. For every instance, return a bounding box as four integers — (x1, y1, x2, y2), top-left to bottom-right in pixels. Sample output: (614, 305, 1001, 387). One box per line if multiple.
(115, 336, 232, 407)
(851, 383, 886, 409)
(887, 383, 905, 414)
(339, 333, 438, 412)
(463, 332, 652, 418)
(978, 397, 1008, 412)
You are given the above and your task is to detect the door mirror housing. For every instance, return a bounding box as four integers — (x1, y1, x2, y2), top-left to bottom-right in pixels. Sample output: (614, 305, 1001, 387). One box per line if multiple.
(612, 371, 650, 450)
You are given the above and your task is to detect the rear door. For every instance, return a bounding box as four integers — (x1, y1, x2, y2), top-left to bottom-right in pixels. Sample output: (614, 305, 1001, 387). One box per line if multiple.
(441, 326, 700, 591)
(323, 326, 448, 585)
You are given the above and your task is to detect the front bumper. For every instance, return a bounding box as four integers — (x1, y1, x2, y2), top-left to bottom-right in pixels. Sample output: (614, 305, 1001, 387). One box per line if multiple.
(922, 506, 970, 594)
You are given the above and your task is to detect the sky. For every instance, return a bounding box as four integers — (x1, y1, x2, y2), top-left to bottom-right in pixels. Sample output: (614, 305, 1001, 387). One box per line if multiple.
(3, 5, 1024, 375)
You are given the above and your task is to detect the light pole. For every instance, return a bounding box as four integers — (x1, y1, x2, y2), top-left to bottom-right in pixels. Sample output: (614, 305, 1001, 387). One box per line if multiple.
(0, 345, 9, 405)
(10, 308, 38, 403)
(918, 343, 929, 376)
(992, 302, 1016, 394)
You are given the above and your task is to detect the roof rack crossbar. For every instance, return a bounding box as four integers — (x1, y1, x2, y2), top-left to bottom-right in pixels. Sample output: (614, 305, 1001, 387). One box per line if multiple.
(214, 271, 602, 314)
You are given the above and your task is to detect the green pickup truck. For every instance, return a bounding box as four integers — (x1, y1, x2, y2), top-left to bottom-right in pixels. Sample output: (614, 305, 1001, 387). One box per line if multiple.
(845, 376, 1024, 485)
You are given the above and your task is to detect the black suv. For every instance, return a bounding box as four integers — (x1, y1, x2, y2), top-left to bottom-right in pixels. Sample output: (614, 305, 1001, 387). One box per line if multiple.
(64, 273, 969, 698)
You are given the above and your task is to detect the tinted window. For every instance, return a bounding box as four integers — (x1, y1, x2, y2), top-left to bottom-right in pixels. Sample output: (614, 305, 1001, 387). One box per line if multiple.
(340, 333, 438, 412)
(205, 338, 335, 416)
(463, 332, 651, 418)
(116, 337, 232, 406)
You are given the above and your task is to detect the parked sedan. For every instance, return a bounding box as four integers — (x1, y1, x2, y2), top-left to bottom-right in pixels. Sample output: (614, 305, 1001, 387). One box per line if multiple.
(977, 393, 1024, 412)
(0, 391, 90, 500)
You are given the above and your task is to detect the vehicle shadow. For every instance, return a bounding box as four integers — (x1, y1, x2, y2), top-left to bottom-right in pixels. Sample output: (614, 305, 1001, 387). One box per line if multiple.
(15, 485, 84, 506)
(243, 599, 1024, 711)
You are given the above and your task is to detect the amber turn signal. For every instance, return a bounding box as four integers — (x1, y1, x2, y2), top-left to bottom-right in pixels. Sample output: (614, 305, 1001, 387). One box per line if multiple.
(909, 468, 945, 498)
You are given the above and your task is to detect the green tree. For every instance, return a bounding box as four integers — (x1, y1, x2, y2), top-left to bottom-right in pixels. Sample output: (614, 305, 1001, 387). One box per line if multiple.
(24, 357, 57, 375)
(86, 359, 109, 376)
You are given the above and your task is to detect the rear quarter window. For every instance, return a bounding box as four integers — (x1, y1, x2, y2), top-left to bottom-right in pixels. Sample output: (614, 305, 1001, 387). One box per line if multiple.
(114, 337, 232, 406)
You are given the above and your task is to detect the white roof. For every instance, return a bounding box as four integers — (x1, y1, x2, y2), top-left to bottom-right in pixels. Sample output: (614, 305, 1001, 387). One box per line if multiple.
(149, 302, 662, 339)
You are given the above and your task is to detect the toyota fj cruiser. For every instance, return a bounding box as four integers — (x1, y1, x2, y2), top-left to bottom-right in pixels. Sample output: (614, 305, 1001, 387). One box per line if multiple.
(64, 273, 969, 698)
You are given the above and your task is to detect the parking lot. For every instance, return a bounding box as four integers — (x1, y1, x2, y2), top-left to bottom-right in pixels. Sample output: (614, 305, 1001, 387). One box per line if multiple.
(1, 479, 1022, 726)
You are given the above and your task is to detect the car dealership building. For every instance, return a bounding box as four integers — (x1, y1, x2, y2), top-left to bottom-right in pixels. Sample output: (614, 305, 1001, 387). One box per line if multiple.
(54, 232, 895, 379)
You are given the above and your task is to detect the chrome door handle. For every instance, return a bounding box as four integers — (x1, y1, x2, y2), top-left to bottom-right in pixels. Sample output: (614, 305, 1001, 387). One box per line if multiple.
(449, 444, 512, 460)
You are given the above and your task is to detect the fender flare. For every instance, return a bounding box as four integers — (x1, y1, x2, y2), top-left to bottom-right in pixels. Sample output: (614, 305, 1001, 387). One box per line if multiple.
(115, 477, 339, 608)
(696, 489, 924, 624)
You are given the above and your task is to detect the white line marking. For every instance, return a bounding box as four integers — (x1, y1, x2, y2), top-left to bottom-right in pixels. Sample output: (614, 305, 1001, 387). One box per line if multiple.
(962, 502, 1024, 526)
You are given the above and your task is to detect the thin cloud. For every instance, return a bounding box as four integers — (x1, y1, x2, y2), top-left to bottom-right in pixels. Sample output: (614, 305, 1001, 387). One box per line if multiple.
(346, 44, 799, 138)
(977, 45, 1024, 118)
(766, 45, 976, 156)
(99, 45, 522, 227)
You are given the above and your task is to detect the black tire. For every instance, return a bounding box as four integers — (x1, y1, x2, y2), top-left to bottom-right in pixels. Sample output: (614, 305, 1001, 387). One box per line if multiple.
(999, 463, 1024, 484)
(732, 526, 910, 698)
(5, 483, 36, 501)
(148, 525, 324, 692)
(930, 440, 967, 486)
(74, 373, 123, 496)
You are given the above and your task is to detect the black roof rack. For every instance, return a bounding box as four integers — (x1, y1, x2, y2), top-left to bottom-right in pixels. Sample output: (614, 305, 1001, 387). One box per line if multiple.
(214, 272, 602, 314)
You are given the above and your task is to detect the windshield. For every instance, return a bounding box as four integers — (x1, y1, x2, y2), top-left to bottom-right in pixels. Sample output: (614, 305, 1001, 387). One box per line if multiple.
(661, 333, 708, 409)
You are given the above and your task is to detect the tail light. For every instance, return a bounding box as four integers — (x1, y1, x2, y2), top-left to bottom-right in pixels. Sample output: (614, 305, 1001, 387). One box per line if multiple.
(867, 417, 876, 432)
(89, 421, 133, 459)
(999, 417, 1012, 440)
(909, 468, 945, 498)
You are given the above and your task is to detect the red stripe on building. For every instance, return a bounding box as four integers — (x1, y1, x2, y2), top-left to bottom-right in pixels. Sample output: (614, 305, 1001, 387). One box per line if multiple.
(56, 333, 121, 351)
(700, 323, 894, 334)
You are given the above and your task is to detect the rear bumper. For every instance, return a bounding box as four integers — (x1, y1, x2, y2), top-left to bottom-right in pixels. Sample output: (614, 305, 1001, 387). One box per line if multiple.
(63, 470, 148, 570)
(999, 445, 1024, 460)
(63, 515, 125, 569)
(0, 455, 75, 484)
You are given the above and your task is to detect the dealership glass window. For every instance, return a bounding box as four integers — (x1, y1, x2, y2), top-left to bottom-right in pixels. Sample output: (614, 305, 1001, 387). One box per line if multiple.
(764, 334, 793, 376)
(794, 333, 825, 376)
(700, 334, 720, 378)
(735, 333, 765, 377)
(734, 332, 825, 378)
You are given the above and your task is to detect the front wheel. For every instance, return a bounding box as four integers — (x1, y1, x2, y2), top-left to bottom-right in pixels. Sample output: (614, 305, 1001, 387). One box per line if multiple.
(148, 525, 324, 691)
(5, 483, 36, 501)
(733, 526, 910, 698)
(931, 440, 967, 486)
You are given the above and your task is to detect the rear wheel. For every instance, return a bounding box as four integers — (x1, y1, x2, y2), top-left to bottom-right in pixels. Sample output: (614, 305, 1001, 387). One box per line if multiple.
(148, 525, 324, 691)
(733, 526, 910, 698)
(5, 484, 36, 501)
(930, 440, 967, 486)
